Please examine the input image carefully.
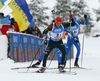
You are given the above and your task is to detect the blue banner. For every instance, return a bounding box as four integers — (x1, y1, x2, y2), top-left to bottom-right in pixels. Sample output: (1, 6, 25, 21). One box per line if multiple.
(11, 33, 20, 62)
(9, 33, 74, 62)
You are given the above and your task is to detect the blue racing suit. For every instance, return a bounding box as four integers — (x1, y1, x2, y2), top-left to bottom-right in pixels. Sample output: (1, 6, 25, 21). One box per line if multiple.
(57, 16, 89, 63)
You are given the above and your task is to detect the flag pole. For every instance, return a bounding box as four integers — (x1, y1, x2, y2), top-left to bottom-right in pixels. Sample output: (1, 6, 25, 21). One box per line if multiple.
(1, 4, 8, 13)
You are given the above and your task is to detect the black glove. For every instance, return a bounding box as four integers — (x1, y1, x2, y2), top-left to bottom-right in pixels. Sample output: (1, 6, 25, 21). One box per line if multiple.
(75, 39, 79, 44)
(44, 41, 47, 46)
(52, 20, 55, 23)
(70, 18, 74, 22)
(84, 14, 87, 19)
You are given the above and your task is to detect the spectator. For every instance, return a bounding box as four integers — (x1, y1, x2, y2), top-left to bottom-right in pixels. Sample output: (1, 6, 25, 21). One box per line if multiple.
(32, 25, 42, 38)
(9, 18, 19, 32)
(8, 25, 15, 32)
(0, 13, 4, 17)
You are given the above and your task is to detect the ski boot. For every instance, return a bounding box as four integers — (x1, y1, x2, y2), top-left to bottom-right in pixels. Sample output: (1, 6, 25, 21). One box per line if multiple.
(36, 67, 46, 73)
(74, 58, 79, 68)
(58, 61, 66, 69)
(31, 60, 41, 68)
(59, 64, 65, 72)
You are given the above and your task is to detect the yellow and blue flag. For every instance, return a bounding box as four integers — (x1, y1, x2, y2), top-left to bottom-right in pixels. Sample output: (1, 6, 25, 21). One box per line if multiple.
(8, 0, 34, 32)
(0, 15, 10, 24)
(0, 1, 4, 9)
(0, 0, 7, 9)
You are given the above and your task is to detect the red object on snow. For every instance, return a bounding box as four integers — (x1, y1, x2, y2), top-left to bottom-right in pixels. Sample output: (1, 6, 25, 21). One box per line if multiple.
(0, 24, 10, 35)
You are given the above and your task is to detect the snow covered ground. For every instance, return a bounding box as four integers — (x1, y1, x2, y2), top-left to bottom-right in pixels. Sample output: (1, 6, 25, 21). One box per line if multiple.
(0, 0, 100, 81)
(0, 34, 100, 81)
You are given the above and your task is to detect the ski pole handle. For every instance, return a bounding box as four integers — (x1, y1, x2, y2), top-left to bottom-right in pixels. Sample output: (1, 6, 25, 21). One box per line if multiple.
(41, 31, 49, 45)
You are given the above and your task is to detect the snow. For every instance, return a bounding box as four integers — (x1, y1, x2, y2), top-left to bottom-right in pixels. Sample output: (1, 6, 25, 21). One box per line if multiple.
(0, 35, 8, 60)
(0, 0, 100, 81)
(0, 34, 100, 81)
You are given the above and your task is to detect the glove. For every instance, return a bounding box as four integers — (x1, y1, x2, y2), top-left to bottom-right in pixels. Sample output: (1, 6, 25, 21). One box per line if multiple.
(52, 20, 55, 23)
(69, 14, 73, 19)
(48, 25, 52, 28)
(84, 14, 87, 19)
(70, 18, 74, 22)
(75, 38, 79, 44)
(44, 41, 47, 46)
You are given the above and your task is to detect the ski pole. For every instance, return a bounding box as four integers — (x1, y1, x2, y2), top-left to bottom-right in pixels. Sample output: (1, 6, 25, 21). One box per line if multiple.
(26, 32, 49, 72)
(69, 10, 72, 73)
(81, 21, 85, 67)
(69, 21, 72, 73)
(47, 50, 56, 68)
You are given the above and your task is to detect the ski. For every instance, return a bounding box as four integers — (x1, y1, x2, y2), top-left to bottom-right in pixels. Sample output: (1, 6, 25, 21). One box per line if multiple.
(11, 66, 92, 70)
(18, 71, 47, 73)
(35, 68, 77, 75)
(56, 71, 77, 75)
(11, 66, 57, 70)
(65, 66, 92, 70)
(11, 66, 40, 70)
(0, 58, 3, 61)
(18, 70, 77, 75)
(56, 70, 67, 74)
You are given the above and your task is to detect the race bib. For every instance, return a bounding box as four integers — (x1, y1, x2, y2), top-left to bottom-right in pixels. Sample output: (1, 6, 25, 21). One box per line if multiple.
(50, 32, 62, 41)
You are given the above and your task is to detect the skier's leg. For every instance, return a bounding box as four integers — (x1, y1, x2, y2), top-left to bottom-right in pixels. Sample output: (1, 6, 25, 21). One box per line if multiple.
(56, 48, 62, 66)
(31, 52, 44, 67)
(37, 39, 56, 73)
(32, 40, 48, 67)
(42, 39, 56, 67)
(65, 37, 73, 61)
(74, 40, 81, 67)
(57, 40, 66, 71)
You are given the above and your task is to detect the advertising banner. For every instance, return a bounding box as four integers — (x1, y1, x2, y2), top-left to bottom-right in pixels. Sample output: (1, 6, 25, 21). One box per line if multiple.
(9, 32, 73, 62)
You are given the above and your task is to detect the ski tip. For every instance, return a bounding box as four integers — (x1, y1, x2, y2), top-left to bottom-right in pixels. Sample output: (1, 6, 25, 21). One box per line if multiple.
(11, 68, 14, 70)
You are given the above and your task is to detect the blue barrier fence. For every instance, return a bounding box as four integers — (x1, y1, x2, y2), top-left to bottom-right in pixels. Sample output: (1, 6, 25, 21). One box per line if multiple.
(8, 32, 73, 62)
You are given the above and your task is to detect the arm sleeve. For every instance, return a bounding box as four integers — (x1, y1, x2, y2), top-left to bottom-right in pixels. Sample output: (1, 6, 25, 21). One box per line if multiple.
(77, 20, 81, 25)
(63, 21, 76, 28)
(81, 19, 89, 25)
(43, 24, 53, 34)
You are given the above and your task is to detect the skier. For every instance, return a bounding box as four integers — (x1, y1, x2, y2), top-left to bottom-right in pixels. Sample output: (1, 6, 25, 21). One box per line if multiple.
(31, 32, 67, 68)
(57, 14, 89, 67)
(36, 17, 76, 73)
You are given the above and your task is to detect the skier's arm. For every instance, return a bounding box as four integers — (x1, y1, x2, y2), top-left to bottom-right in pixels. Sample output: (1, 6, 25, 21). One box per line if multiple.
(62, 14, 75, 28)
(81, 19, 89, 25)
(43, 24, 53, 34)
(62, 20, 76, 28)
(77, 14, 89, 25)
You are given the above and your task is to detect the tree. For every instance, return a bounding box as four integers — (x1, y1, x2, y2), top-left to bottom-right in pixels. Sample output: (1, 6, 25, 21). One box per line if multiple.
(85, 12, 94, 34)
(93, 8, 100, 22)
(72, 0, 89, 20)
(72, 0, 94, 33)
(53, 0, 72, 22)
(28, 0, 49, 29)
